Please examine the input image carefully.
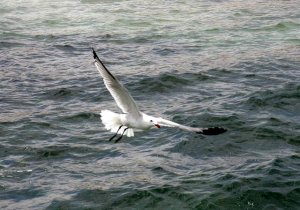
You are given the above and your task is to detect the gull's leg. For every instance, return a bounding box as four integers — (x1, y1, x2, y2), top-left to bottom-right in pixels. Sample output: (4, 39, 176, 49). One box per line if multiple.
(114, 127, 128, 143)
(109, 125, 123, 141)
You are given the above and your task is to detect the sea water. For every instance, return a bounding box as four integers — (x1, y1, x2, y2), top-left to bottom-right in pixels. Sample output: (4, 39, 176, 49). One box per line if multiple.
(1, 0, 300, 209)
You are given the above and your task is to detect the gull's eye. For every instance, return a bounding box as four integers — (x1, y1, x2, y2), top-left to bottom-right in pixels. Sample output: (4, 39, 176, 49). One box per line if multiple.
(150, 120, 153, 122)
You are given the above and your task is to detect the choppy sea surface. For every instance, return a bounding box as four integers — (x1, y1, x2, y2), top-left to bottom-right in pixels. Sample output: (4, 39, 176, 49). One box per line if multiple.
(1, 0, 300, 209)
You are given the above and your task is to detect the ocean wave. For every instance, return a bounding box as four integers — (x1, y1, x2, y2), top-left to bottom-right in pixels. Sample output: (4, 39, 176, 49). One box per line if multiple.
(200, 154, 300, 209)
(130, 72, 210, 93)
(23, 144, 110, 161)
(261, 21, 300, 32)
(0, 188, 45, 202)
(61, 112, 100, 123)
(45, 179, 300, 210)
(45, 185, 195, 210)
(54, 44, 77, 52)
(0, 41, 25, 48)
(198, 188, 300, 209)
(53, 88, 73, 97)
(42, 87, 84, 101)
(246, 83, 300, 109)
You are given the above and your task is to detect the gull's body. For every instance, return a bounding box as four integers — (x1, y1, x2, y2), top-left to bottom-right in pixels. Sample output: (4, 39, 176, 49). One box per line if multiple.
(92, 48, 226, 142)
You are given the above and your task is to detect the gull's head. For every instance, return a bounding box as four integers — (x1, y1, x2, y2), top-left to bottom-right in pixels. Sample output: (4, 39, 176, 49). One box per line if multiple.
(142, 114, 161, 129)
(150, 119, 160, 129)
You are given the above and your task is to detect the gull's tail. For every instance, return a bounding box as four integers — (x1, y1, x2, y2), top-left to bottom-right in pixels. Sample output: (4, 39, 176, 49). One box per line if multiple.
(100, 110, 134, 137)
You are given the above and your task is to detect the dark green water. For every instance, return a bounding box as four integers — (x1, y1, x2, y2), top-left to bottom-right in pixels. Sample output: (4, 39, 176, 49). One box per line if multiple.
(1, 0, 300, 209)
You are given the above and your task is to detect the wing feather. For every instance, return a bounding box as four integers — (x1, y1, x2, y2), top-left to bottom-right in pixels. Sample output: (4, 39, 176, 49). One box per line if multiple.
(156, 117, 202, 132)
(93, 48, 141, 117)
(156, 117, 227, 135)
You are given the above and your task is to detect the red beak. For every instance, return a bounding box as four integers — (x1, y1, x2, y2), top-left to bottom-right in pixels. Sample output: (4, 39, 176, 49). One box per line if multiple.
(155, 124, 161, 128)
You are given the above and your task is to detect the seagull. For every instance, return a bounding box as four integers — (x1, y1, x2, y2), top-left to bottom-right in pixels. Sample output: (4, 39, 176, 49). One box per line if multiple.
(92, 48, 227, 143)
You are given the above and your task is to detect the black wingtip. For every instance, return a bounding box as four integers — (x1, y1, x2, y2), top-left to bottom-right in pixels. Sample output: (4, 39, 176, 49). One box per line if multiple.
(92, 48, 98, 60)
(197, 127, 227, 135)
(91, 48, 117, 80)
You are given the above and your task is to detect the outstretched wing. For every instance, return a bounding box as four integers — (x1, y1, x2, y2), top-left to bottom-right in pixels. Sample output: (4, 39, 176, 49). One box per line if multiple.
(92, 48, 141, 117)
(156, 117, 227, 135)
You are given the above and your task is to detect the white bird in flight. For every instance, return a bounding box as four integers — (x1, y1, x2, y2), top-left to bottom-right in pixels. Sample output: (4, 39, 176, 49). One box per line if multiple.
(92, 48, 226, 143)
